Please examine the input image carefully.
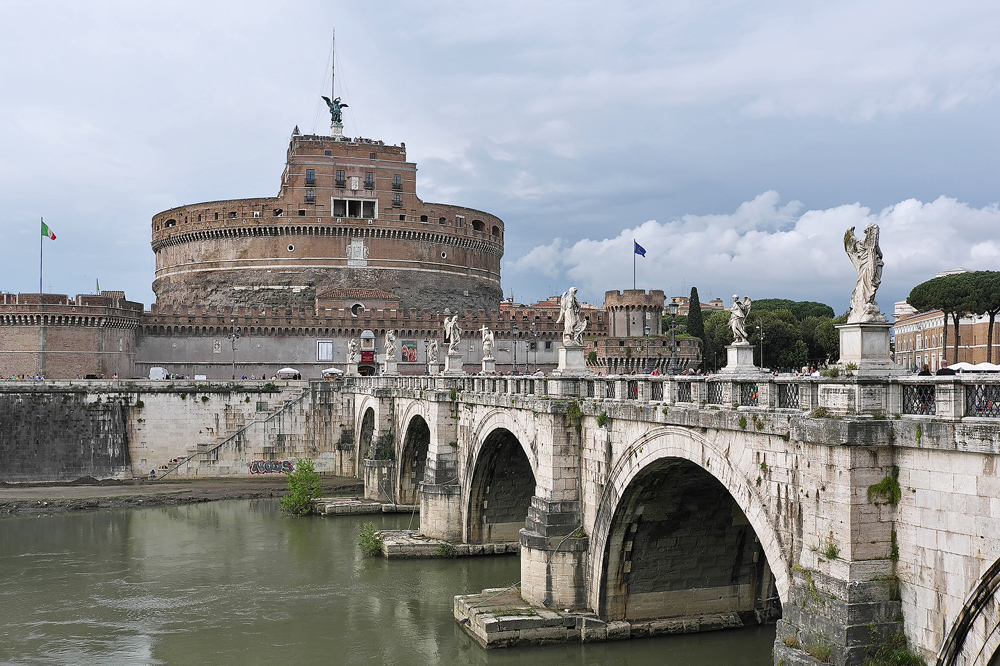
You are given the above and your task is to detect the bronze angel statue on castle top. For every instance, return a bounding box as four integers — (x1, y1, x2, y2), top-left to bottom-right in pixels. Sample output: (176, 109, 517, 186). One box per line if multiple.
(322, 96, 348, 124)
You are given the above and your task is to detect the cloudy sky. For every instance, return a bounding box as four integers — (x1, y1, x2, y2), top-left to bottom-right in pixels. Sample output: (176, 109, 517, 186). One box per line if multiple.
(2, 1, 1000, 316)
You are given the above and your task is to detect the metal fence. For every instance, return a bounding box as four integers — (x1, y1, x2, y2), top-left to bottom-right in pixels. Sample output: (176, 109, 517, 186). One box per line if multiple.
(707, 381, 723, 405)
(903, 384, 936, 415)
(740, 383, 759, 407)
(677, 382, 692, 403)
(778, 383, 800, 409)
(966, 384, 1000, 417)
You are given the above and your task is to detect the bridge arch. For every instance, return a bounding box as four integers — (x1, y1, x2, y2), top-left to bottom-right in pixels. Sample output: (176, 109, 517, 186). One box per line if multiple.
(464, 412, 538, 544)
(935, 556, 1000, 666)
(354, 397, 379, 463)
(588, 425, 790, 622)
(397, 414, 430, 505)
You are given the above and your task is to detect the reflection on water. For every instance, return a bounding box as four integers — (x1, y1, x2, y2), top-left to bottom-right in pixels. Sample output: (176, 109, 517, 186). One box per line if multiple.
(0, 501, 774, 665)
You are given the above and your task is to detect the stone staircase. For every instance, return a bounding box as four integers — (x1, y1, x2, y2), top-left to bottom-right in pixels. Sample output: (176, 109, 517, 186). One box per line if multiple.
(153, 386, 309, 479)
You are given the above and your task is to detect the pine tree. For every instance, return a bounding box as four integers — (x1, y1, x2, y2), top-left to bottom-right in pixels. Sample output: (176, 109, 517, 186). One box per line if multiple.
(687, 287, 704, 340)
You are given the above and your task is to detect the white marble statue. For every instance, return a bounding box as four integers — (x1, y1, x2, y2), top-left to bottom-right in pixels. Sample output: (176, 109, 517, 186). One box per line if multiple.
(844, 223, 886, 323)
(479, 326, 495, 360)
(347, 338, 359, 364)
(384, 330, 397, 357)
(444, 315, 462, 355)
(427, 339, 439, 364)
(556, 287, 587, 346)
(728, 294, 752, 345)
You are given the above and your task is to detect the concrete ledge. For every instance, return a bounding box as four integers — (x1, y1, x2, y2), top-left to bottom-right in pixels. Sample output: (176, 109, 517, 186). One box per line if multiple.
(314, 497, 417, 515)
(454, 586, 747, 649)
(379, 531, 518, 559)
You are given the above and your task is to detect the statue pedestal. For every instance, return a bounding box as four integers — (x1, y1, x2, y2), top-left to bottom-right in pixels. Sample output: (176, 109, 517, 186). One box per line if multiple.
(331, 121, 344, 139)
(442, 352, 466, 376)
(719, 344, 762, 375)
(552, 344, 592, 377)
(381, 358, 399, 376)
(836, 322, 902, 377)
(481, 357, 496, 375)
(346, 362, 359, 376)
(427, 363, 439, 376)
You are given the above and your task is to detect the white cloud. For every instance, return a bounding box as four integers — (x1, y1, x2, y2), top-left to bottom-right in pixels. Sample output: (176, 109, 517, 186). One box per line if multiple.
(507, 193, 1000, 313)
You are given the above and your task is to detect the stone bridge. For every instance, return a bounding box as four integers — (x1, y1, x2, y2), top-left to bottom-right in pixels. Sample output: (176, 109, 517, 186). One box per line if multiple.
(346, 372, 1000, 666)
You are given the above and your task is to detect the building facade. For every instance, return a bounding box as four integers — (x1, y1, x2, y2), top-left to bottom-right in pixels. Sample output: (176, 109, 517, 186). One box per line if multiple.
(151, 130, 504, 314)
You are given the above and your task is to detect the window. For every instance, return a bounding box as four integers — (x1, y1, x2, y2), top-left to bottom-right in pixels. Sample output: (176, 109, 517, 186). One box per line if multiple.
(392, 174, 402, 190)
(325, 151, 332, 156)
(399, 214, 406, 221)
(439, 217, 446, 224)
(214, 212, 219, 220)
(305, 169, 315, 185)
(420, 215, 428, 222)
(317, 340, 334, 362)
(336, 170, 345, 187)
(298, 209, 306, 216)
(229, 211, 237, 219)
(392, 193, 402, 207)
(364, 172, 374, 189)
(164, 219, 177, 228)
(456, 215, 464, 227)
(332, 197, 376, 219)
(472, 219, 485, 232)
(197, 214, 202, 222)
(305, 189, 315, 202)
(369, 152, 376, 160)
(545, 341, 552, 351)
(253, 211, 260, 218)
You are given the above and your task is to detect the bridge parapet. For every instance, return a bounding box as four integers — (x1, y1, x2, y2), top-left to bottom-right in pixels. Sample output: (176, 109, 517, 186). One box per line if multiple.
(348, 373, 1000, 422)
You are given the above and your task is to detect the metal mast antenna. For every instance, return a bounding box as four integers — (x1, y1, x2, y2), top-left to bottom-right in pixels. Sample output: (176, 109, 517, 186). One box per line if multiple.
(331, 29, 336, 99)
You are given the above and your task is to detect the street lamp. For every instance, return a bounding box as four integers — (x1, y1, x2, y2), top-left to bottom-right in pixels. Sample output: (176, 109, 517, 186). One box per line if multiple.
(756, 321, 765, 369)
(512, 321, 519, 375)
(643, 324, 651, 374)
(423, 338, 429, 375)
(667, 302, 679, 374)
(229, 316, 241, 380)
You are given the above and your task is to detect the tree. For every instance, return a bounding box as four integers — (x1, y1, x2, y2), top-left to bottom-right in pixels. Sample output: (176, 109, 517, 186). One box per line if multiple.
(702, 311, 732, 371)
(279, 458, 323, 515)
(967, 271, 1000, 364)
(753, 299, 835, 320)
(908, 273, 978, 365)
(687, 288, 704, 340)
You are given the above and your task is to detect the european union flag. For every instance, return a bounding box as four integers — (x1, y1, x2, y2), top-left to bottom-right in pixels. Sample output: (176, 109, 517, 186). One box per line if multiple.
(634, 241, 646, 257)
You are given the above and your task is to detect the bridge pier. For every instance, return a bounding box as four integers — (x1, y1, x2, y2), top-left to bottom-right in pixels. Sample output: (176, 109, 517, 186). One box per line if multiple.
(520, 497, 589, 609)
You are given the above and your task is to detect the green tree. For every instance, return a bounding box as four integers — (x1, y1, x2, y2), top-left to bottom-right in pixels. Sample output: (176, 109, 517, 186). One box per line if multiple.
(753, 299, 835, 320)
(702, 310, 732, 371)
(279, 458, 323, 516)
(908, 273, 978, 365)
(967, 271, 1000, 364)
(687, 288, 704, 340)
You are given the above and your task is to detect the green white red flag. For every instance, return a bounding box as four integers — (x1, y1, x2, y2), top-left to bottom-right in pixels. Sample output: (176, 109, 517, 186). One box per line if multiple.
(41, 221, 56, 240)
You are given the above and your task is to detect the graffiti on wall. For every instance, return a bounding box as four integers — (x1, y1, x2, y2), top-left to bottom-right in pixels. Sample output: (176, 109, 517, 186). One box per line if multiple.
(249, 460, 294, 474)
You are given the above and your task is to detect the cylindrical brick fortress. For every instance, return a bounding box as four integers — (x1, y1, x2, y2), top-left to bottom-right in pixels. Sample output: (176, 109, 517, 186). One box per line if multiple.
(151, 133, 503, 312)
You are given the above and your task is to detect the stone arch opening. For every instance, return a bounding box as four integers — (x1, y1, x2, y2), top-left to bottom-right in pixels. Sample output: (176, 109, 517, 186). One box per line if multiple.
(467, 427, 535, 544)
(599, 457, 781, 627)
(397, 415, 429, 504)
(358, 407, 375, 460)
(936, 555, 1000, 666)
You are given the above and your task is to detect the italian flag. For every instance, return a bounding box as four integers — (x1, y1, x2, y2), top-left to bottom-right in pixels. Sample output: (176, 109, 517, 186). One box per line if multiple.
(41, 221, 56, 240)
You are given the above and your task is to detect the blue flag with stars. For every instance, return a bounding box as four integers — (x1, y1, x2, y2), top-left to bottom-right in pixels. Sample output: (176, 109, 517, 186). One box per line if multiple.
(634, 241, 646, 257)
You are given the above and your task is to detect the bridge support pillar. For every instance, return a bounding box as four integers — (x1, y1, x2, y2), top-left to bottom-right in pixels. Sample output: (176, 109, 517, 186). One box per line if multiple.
(773, 560, 900, 666)
(419, 483, 462, 542)
(520, 497, 588, 609)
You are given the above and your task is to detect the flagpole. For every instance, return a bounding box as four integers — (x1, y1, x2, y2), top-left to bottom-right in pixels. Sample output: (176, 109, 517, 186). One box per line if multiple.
(633, 240, 636, 290)
(39, 217, 43, 294)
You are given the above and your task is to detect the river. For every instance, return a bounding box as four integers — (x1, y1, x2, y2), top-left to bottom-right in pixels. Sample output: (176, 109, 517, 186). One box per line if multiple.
(0, 501, 775, 665)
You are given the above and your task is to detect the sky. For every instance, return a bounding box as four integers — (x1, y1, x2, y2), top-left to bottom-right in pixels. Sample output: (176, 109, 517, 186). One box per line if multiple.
(2, 1, 1000, 317)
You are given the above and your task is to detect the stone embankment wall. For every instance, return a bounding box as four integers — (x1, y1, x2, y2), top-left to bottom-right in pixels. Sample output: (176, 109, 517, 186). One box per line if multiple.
(0, 380, 356, 482)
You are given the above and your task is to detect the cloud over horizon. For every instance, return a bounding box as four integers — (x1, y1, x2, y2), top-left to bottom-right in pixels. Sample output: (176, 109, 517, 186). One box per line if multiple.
(507, 192, 1000, 314)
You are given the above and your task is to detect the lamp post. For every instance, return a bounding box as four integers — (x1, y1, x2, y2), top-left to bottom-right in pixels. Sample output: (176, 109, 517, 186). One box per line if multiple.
(643, 324, 651, 374)
(667, 302, 679, 374)
(229, 316, 241, 380)
(512, 321, 519, 375)
(756, 321, 765, 369)
(423, 338, 429, 375)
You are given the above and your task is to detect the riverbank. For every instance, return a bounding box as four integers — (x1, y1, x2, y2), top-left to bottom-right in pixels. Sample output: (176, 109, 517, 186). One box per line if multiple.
(0, 476, 364, 516)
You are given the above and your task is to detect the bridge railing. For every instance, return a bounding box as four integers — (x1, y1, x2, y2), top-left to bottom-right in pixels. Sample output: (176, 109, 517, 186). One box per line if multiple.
(344, 373, 1000, 419)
